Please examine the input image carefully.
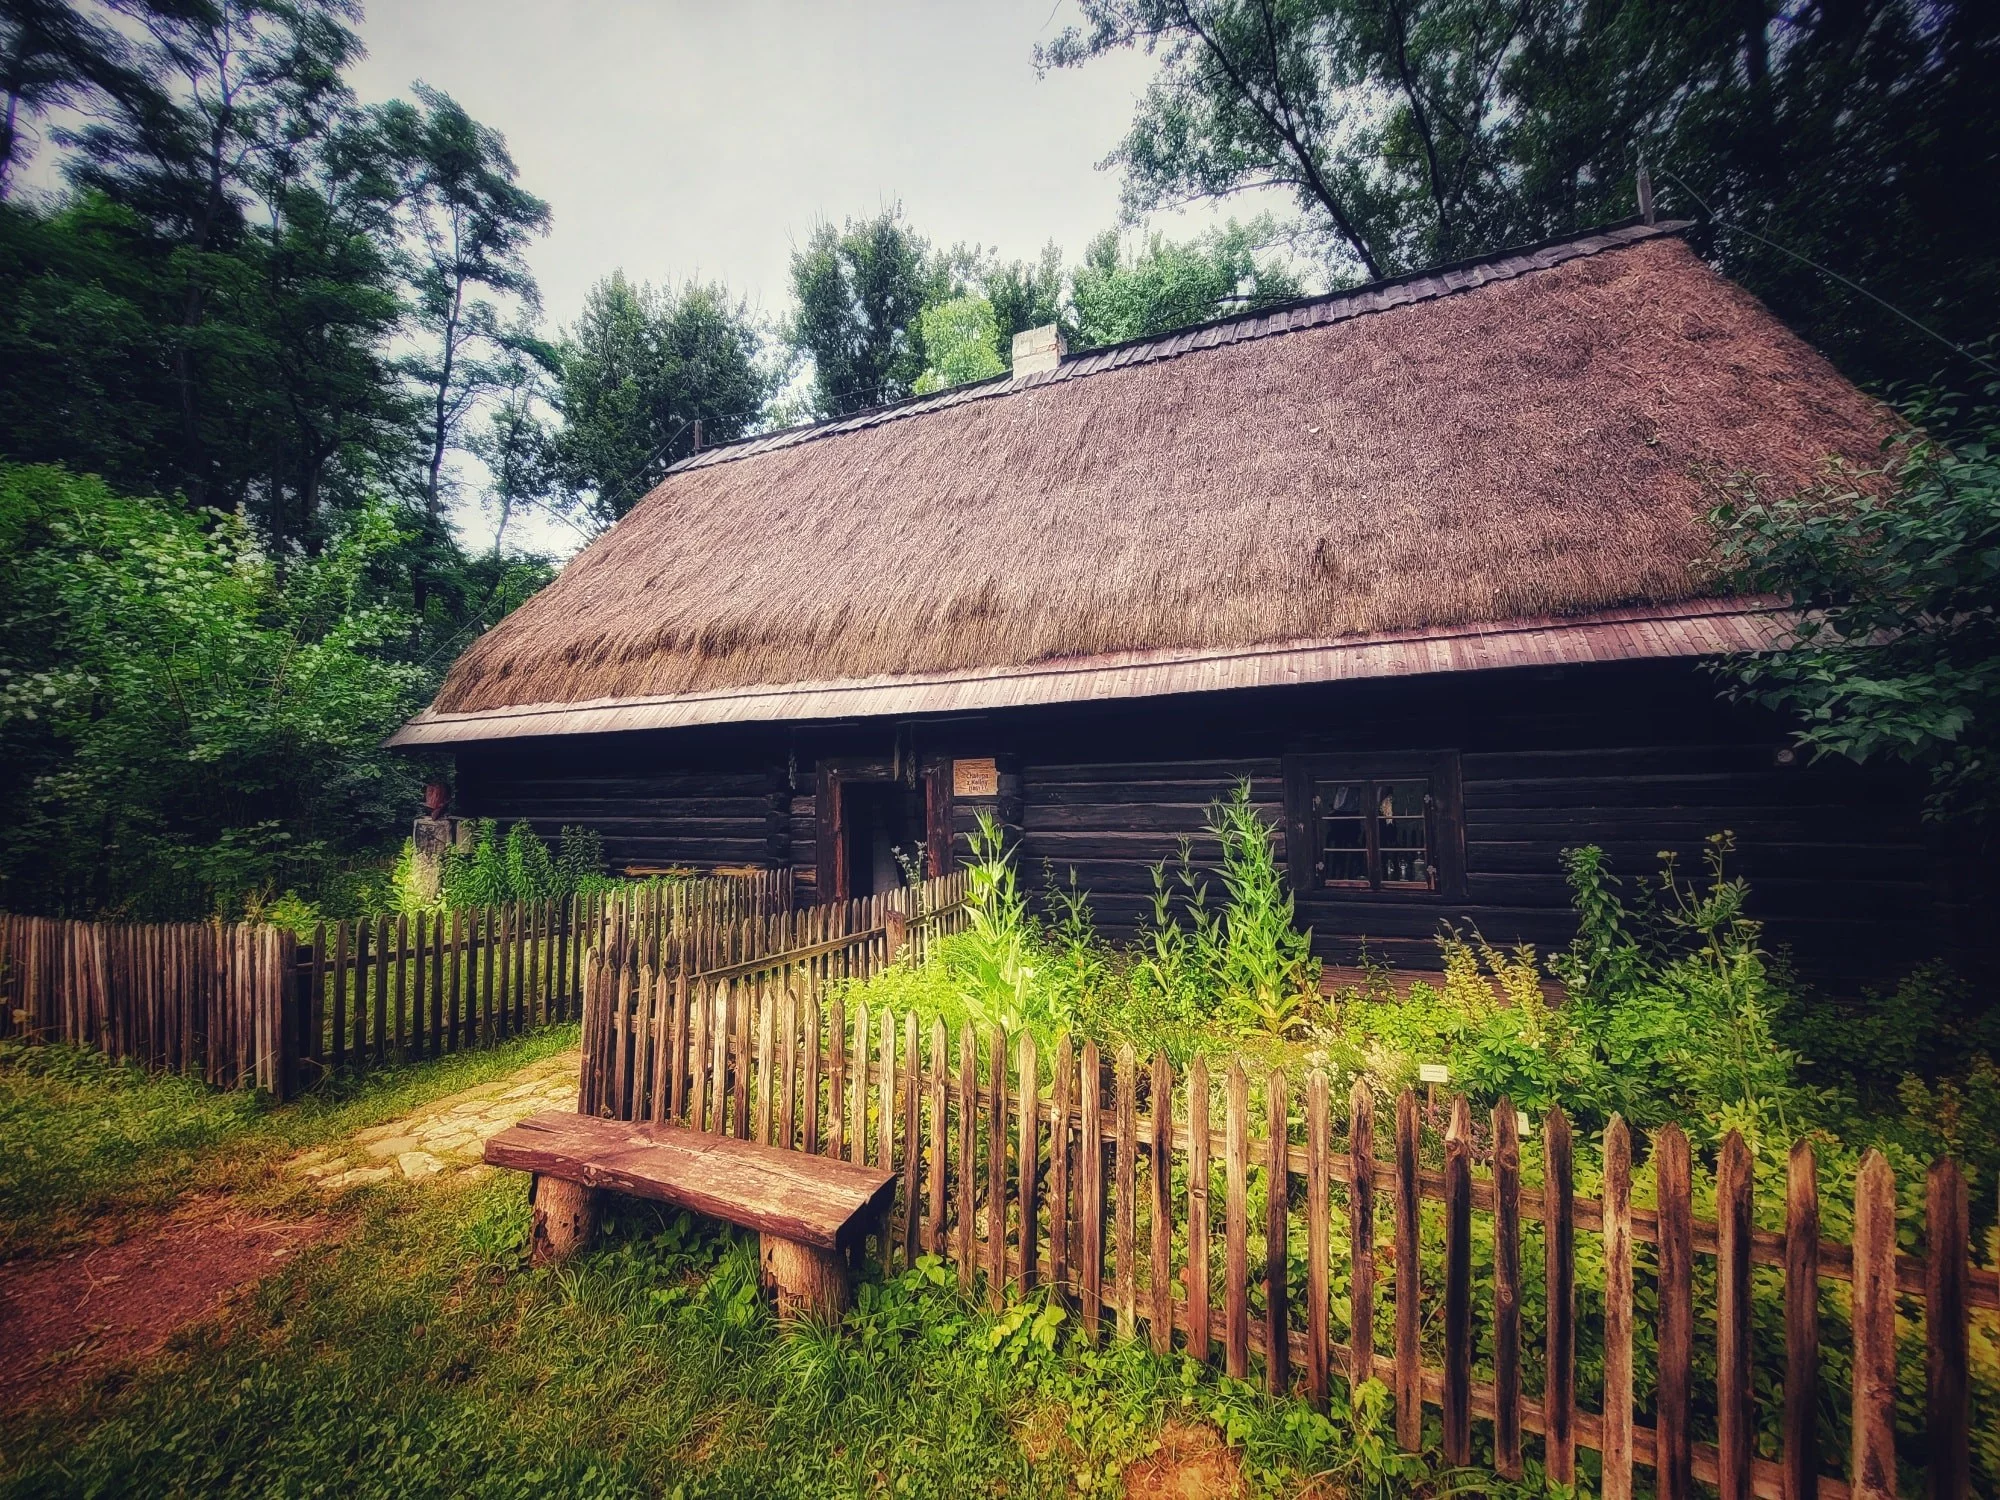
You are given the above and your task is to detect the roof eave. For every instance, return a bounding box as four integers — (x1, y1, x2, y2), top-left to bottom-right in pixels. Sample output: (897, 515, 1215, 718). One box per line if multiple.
(389, 597, 1785, 749)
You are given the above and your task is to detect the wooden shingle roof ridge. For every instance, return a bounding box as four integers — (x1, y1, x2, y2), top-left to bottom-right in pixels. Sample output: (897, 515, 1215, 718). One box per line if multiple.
(670, 217, 1692, 477)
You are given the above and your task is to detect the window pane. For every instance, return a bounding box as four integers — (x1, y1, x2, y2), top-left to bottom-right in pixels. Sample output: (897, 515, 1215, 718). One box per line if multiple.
(1377, 779, 1432, 888)
(1318, 781, 1369, 885)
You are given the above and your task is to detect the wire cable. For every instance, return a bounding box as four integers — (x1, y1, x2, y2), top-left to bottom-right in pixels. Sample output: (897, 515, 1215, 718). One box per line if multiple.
(1663, 170, 2000, 381)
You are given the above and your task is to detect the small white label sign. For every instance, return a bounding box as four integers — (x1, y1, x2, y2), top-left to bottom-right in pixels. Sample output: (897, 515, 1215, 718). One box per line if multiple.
(1417, 1063, 1451, 1085)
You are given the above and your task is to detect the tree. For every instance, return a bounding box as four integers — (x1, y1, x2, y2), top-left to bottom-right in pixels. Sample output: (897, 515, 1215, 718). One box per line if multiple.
(1712, 390, 2000, 823)
(912, 294, 1005, 393)
(0, 0, 144, 199)
(556, 271, 768, 525)
(787, 206, 941, 417)
(467, 348, 557, 553)
(375, 81, 548, 610)
(985, 242, 1067, 360)
(1069, 220, 1301, 347)
(1042, 0, 2000, 393)
(60, 0, 366, 508)
(0, 463, 428, 917)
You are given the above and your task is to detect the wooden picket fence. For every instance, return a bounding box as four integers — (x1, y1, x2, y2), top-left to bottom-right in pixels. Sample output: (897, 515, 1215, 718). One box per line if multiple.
(0, 913, 297, 1093)
(291, 867, 826, 1082)
(0, 867, 807, 1096)
(578, 965, 1991, 1500)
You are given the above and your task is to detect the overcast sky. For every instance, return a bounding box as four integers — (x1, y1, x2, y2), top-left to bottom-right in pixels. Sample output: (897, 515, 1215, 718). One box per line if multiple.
(347, 0, 1236, 335)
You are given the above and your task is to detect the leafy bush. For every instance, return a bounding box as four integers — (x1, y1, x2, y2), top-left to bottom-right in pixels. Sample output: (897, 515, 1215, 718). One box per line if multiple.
(0, 465, 428, 919)
(437, 819, 614, 910)
(846, 783, 1318, 1064)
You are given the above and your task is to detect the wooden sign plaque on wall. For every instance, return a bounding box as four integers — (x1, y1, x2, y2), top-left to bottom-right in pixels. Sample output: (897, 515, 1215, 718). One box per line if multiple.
(951, 757, 999, 798)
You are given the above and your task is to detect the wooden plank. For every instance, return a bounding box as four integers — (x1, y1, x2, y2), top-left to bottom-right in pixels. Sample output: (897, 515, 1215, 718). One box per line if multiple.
(331, 923, 349, 1072)
(1187, 1056, 1211, 1365)
(1349, 1080, 1375, 1396)
(1224, 1060, 1250, 1381)
(1717, 1130, 1753, 1500)
(1544, 1107, 1576, 1484)
(688, 982, 711, 1131)
(373, 914, 389, 1064)
(1115, 1044, 1138, 1340)
(1394, 1088, 1421, 1449)
(668, 973, 690, 1123)
(394, 913, 408, 1059)
(850, 1002, 869, 1165)
(827, 996, 846, 1158)
(1924, 1159, 1969, 1500)
(775, 987, 796, 1148)
(957, 1022, 976, 1291)
(486, 1112, 894, 1250)
(1850, 1151, 1897, 1500)
(1657, 1122, 1694, 1500)
(1050, 1035, 1073, 1295)
(903, 1010, 920, 1269)
(928, 1018, 948, 1255)
(1080, 1040, 1103, 1339)
(1304, 1070, 1330, 1410)
(1266, 1067, 1290, 1397)
(754, 985, 775, 1145)
(709, 989, 730, 1134)
(801, 994, 822, 1155)
(1492, 1097, 1522, 1479)
(1443, 1095, 1473, 1466)
(1149, 1052, 1173, 1356)
(729, 981, 749, 1138)
(1017, 1031, 1039, 1291)
(986, 1025, 1007, 1304)
(878, 1007, 896, 1200)
(1785, 1139, 1820, 1500)
(1602, 1114, 1634, 1500)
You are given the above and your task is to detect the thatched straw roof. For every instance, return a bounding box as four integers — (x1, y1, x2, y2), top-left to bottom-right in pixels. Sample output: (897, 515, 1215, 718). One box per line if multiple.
(395, 222, 1892, 748)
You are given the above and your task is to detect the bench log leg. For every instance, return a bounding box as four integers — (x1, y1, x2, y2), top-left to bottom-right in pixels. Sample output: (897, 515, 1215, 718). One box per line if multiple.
(762, 1233, 849, 1321)
(529, 1174, 600, 1265)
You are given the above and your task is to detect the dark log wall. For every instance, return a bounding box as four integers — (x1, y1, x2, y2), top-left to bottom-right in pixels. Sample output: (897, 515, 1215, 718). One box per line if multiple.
(455, 731, 792, 873)
(979, 661, 1943, 978)
(446, 659, 1961, 981)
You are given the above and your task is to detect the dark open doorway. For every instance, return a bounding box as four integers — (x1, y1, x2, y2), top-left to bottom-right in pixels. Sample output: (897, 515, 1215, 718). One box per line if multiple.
(840, 779, 925, 899)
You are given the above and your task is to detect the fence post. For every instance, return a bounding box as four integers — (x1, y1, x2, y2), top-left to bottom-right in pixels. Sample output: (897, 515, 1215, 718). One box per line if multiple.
(1225, 1061, 1250, 1381)
(1543, 1106, 1576, 1484)
(1187, 1056, 1212, 1365)
(1784, 1140, 1821, 1500)
(1304, 1070, 1330, 1410)
(1443, 1094, 1472, 1466)
(1717, 1130, 1754, 1500)
(1394, 1088, 1421, 1449)
(1851, 1150, 1898, 1500)
(1348, 1080, 1376, 1395)
(1265, 1067, 1291, 1397)
(1491, 1097, 1522, 1479)
(1114, 1044, 1137, 1340)
(1925, 1158, 1970, 1500)
(1150, 1052, 1174, 1358)
(1601, 1114, 1634, 1500)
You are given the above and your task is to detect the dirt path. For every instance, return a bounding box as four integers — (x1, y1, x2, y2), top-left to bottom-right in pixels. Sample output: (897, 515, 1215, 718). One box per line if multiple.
(0, 1200, 329, 1407)
(0, 1048, 580, 1412)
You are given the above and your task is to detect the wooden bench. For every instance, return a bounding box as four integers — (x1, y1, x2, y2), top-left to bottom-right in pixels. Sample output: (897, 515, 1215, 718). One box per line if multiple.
(484, 1112, 896, 1319)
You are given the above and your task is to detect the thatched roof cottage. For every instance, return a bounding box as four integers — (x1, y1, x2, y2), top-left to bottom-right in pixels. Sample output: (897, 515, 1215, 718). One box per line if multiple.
(397, 221, 1957, 974)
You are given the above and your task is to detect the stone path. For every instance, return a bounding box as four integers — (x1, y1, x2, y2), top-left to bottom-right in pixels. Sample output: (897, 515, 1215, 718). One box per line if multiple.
(288, 1049, 579, 1190)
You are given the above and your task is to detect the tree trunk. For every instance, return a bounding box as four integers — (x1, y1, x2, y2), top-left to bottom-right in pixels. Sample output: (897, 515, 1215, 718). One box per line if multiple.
(528, 1175, 599, 1265)
(760, 1234, 850, 1321)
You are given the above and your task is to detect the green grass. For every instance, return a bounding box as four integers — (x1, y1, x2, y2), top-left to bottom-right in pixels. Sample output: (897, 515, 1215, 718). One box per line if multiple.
(0, 1025, 579, 1262)
(0, 1178, 1452, 1499)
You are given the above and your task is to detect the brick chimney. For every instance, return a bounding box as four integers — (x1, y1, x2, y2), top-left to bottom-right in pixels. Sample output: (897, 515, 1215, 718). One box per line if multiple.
(1011, 324, 1066, 377)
